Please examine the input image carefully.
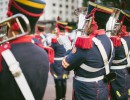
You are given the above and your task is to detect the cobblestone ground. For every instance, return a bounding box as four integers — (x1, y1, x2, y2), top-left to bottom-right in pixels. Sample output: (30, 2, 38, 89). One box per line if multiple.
(43, 71, 74, 100)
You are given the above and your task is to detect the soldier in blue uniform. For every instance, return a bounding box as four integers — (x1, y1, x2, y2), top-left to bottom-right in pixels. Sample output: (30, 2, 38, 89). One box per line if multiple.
(34, 24, 47, 46)
(0, 0, 49, 100)
(50, 21, 70, 100)
(62, 13, 115, 100)
(110, 22, 130, 99)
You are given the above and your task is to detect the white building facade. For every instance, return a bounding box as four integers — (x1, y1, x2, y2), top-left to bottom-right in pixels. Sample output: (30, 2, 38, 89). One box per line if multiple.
(0, 0, 9, 22)
(41, 0, 83, 22)
(0, 0, 84, 23)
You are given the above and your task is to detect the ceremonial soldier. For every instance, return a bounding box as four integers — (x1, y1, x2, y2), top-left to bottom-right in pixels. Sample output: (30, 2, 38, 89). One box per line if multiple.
(36, 24, 45, 35)
(62, 9, 115, 100)
(110, 10, 130, 99)
(0, 0, 49, 100)
(34, 24, 47, 45)
(110, 25, 130, 100)
(50, 21, 71, 100)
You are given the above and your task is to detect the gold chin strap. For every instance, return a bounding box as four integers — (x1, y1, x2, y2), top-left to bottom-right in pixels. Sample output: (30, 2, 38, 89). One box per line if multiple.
(106, 8, 120, 37)
(86, 27, 91, 35)
(85, 17, 93, 35)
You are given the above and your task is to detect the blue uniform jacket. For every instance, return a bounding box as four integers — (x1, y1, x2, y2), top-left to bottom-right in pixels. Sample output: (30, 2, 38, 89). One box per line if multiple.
(0, 36, 49, 100)
(50, 38, 68, 79)
(64, 34, 115, 78)
(112, 36, 130, 66)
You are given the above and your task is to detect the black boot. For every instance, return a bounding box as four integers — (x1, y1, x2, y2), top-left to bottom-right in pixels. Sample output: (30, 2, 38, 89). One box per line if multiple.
(62, 79, 67, 99)
(55, 79, 63, 100)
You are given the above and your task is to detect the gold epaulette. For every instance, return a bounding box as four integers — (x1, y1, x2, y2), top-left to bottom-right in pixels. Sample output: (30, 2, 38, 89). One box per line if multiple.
(75, 36, 93, 49)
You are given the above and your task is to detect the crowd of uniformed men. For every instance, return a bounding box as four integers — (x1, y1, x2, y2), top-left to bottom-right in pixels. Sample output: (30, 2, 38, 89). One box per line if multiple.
(0, 0, 130, 100)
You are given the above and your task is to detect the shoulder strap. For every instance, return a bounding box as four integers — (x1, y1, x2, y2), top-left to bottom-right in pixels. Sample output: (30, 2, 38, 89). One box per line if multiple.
(92, 37, 113, 74)
(1, 43, 35, 100)
(121, 38, 130, 67)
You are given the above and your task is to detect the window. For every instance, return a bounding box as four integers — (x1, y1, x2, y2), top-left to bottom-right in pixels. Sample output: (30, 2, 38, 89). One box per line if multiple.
(72, 6, 74, 10)
(59, 11, 62, 14)
(0, 2, 3, 5)
(53, 3, 56, 6)
(66, 5, 68, 8)
(59, 4, 62, 8)
(5, 1, 8, 5)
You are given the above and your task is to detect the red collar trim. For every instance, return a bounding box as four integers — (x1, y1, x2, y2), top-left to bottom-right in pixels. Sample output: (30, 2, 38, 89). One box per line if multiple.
(75, 36, 94, 49)
(110, 36, 121, 47)
(75, 29, 105, 49)
(120, 32, 129, 37)
(34, 34, 42, 42)
(52, 38, 58, 43)
(10, 35, 32, 44)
